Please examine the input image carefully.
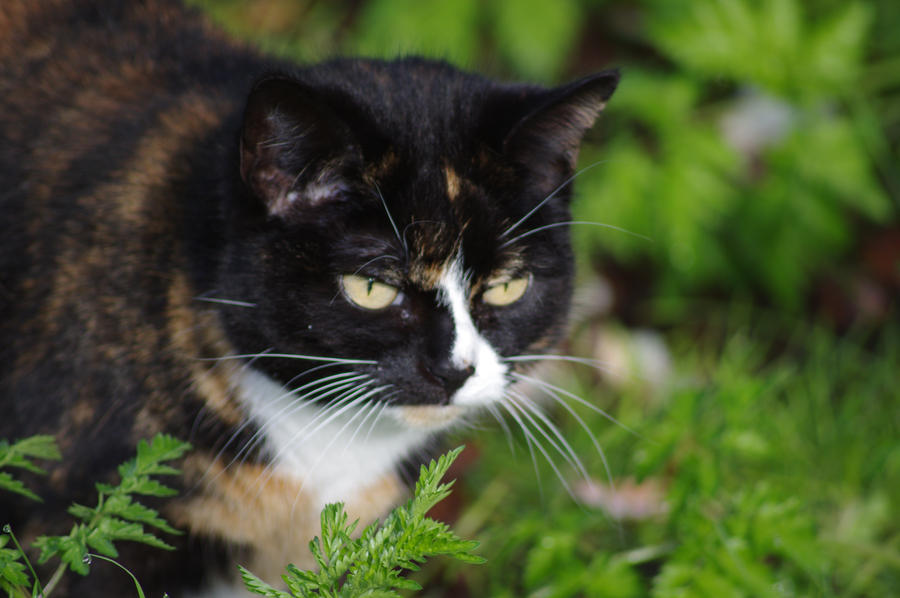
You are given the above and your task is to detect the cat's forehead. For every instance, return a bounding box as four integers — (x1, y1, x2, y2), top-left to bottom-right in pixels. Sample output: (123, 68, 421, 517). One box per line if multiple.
(353, 153, 524, 292)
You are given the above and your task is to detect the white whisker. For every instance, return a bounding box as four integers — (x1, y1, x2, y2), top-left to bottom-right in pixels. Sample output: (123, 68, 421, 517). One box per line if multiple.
(506, 391, 589, 483)
(512, 371, 640, 438)
(503, 398, 578, 499)
(500, 400, 543, 500)
(500, 220, 651, 250)
(507, 390, 591, 482)
(512, 372, 615, 488)
(485, 403, 517, 457)
(284, 385, 393, 514)
(198, 374, 368, 486)
(503, 353, 617, 375)
(375, 184, 407, 255)
(226, 374, 368, 470)
(500, 160, 607, 239)
(252, 380, 382, 492)
(193, 296, 257, 308)
(196, 353, 376, 365)
(364, 398, 393, 445)
(250, 387, 372, 495)
(340, 391, 392, 458)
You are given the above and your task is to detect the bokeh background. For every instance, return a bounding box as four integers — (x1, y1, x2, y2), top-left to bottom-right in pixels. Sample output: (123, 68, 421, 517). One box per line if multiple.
(193, 1, 899, 596)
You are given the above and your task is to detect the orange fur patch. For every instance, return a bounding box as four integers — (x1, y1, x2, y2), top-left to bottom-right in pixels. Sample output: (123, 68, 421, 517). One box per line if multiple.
(173, 455, 405, 585)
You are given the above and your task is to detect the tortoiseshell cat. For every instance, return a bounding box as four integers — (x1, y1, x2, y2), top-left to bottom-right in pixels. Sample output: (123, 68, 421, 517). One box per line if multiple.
(0, 0, 618, 595)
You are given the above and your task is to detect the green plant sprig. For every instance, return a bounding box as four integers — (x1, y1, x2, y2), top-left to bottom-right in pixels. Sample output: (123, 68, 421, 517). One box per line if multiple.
(0, 435, 61, 503)
(240, 446, 485, 598)
(32, 435, 190, 580)
(1, 434, 190, 598)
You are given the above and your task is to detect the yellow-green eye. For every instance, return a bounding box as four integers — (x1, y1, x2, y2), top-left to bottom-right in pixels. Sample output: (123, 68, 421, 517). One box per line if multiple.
(482, 276, 530, 306)
(340, 274, 400, 310)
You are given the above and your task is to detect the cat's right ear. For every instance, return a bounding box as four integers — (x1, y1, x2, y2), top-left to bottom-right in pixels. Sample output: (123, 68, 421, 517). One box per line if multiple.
(239, 77, 361, 217)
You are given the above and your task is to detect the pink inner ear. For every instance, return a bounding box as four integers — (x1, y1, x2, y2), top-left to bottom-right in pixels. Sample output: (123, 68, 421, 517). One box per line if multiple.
(265, 177, 349, 217)
(301, 181, 348, 208)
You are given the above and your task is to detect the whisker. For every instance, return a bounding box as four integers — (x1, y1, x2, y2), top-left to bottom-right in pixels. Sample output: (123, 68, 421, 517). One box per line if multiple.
(506, 391, 590, 482)
(364, 398, 394, 444)
(503, 353, 617, 376)
(287, 386, 392, 515)
(199, 374, 367, 486)
(511, 374, 615, 489)
(352, 254, 402, 276)
(196, 353, 376, 365)
(503, 398, 577, 499)
(375, 184, 407, 256)
(500, 159, 607, 239)
(193, 296, 257, 308)
(340, 391, 393, 457)
(500, 220, 651, 250)
(189, 347, 277, 451)
(499, 400, 544, 501)
(400, 220, 442, 241)
(512, 371, 641, 439)
(485, 403, 517, 457)
(251, 386, 374, 494)
(226, 374, 368, 468)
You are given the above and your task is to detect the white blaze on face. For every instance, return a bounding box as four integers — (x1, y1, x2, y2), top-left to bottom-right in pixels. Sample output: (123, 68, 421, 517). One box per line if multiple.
(437, 258, 509, 406)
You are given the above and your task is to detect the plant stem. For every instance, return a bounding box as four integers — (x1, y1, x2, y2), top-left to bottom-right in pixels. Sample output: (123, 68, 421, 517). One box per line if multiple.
(6, 527, 44, 596)
(39, 563, 67, 598)
(87, 554, 146, 598)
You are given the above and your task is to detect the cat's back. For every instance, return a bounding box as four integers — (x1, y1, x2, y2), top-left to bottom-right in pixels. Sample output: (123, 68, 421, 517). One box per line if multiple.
(0, 0, 257, 432)
(0, 0, 256, 165)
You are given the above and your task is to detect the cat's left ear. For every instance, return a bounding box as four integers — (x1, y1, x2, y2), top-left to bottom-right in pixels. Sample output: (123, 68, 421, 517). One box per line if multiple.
(503, 69, 620, 176)
(239, 76, 362, 217)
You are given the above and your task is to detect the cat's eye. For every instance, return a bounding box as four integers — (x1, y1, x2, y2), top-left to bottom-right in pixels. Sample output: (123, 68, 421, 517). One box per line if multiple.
(340, 274, 400, 310)
(482, 276, 530, 307)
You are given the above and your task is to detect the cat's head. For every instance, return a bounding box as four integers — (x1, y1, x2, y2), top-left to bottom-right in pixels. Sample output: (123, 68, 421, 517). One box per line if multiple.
(217, 58, 618, 431)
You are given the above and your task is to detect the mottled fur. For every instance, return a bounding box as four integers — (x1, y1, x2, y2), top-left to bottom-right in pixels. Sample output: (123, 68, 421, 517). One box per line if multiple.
(0, 0, 617, 595)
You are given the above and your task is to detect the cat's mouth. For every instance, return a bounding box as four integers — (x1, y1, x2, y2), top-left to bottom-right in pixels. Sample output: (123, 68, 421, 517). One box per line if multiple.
(392, 405, 467, 430)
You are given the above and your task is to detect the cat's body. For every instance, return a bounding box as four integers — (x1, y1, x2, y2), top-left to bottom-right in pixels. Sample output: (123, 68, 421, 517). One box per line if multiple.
(0, 1, 617, 595)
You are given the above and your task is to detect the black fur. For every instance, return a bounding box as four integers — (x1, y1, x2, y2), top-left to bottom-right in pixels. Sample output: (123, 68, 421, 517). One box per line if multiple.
(0, 0, 617, 594)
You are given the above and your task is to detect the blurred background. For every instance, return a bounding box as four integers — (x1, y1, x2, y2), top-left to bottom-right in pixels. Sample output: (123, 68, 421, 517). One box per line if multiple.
(193, 1, 899, 596)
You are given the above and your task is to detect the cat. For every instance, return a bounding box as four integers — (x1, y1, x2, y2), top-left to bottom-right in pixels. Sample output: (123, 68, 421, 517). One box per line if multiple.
(0, 0, 618, 595)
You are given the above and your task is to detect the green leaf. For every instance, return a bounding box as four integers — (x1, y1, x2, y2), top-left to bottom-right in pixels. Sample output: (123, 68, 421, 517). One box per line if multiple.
(0, 472, 42, 502)
(102, 495, 181, 535)
(0, 435, 61, 503)
(85, 529, 119, 558)
(239, 565, 292, 598)
(67, 503, 95, 522)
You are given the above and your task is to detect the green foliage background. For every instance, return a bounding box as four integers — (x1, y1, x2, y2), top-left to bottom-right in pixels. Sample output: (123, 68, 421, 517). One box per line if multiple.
(192, 1, 899, 596)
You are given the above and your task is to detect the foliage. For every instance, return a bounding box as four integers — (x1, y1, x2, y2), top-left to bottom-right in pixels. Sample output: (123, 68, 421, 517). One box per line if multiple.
(0, 434, 191, 597)
(574, 0, 895, 311)
(432, 317, 899, 597)
(0, 436, 60, 503)
(241, 446, 484, 598)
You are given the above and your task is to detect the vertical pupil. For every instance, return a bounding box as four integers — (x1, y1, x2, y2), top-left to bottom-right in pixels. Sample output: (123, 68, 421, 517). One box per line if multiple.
(366, 278, 375, 295)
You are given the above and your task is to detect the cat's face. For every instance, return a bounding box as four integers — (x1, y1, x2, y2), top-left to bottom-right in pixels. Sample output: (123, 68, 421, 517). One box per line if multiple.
(217, 59, 618, 431)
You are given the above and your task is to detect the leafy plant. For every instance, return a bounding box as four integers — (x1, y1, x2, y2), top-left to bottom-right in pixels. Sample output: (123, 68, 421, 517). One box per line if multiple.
(0, 434, 191, 597)
(436, 316, 899, 596)
(0, 436, 61, 503)
(241, 446, 484, 597)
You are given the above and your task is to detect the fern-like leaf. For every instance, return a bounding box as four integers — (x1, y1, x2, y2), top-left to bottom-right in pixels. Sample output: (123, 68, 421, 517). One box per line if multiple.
(0, 435, 61, 502)
(32, 434, 191, 577)
(242, 446, 484, 597)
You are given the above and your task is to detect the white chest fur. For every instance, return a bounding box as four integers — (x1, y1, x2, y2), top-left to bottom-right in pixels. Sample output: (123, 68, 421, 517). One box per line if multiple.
(236, 368, 434, 508)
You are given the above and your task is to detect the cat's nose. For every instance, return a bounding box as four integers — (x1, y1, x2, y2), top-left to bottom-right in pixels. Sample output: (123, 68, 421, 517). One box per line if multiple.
(425, 360, 475, 395)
